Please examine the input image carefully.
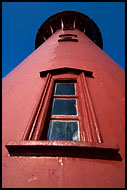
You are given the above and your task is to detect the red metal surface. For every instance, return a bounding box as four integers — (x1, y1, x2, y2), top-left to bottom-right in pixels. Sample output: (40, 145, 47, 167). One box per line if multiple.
(2, 12, 125, 188)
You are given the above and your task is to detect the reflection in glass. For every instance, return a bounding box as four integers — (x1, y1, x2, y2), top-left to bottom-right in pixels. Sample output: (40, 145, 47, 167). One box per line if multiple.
(51, 98, 77, 115)
(55, 83, 75, 95)
(48, 121, 79, 141)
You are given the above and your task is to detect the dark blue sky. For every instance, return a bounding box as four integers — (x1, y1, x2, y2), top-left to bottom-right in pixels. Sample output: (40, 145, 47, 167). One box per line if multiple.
(2, 2, 125, 78)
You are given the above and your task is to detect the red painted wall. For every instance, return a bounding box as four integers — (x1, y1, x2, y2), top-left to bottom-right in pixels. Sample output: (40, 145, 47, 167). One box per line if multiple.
(2, 29, 125, 187)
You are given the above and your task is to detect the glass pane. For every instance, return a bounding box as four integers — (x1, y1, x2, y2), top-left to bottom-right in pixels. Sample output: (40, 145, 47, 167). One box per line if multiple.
(48, 121, 79, 141)
(55, 83, 75, 95)
(51, 98, 77, 115)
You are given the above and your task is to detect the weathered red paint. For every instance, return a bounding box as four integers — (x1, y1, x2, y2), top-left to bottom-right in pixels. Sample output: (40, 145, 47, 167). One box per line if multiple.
(2, 11, 125, 188)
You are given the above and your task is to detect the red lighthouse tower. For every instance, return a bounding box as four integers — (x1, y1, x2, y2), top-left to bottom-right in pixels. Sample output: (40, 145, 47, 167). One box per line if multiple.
(2, 11, 125, 188)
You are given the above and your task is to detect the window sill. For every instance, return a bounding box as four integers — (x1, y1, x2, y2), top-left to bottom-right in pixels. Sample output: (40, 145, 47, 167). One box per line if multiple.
(5, 140, 121, 160)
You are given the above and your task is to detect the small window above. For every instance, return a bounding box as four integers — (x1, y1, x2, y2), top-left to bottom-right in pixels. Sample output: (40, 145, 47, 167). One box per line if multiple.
(59, 34, 77, 37)
(58, 34, 78, 42)
(58, 38, 78, 42)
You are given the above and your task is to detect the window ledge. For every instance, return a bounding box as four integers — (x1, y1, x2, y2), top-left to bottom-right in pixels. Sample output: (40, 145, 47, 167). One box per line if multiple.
(5, 141, 121, 160)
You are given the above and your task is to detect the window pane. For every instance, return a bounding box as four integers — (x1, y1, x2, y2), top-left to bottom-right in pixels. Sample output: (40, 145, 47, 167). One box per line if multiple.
(48, 121, 79, 141)
(52, 98, 77, 115)
(55, 83, 75, 95)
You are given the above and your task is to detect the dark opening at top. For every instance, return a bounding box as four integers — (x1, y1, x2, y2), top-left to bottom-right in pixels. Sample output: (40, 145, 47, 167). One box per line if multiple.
(35, 10, 103, 49)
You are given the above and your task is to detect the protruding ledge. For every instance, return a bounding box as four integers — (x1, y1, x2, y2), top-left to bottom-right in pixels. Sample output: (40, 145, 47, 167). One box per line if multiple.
(39, 67, 94, 78)
(5, 140, 121, 161)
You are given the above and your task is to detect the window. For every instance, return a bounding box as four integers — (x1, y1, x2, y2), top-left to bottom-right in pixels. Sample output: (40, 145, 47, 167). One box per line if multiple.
(58, 34, 78, 42)
(8, 69, 97, 143)
(47, 81, 80, 141)
(59, 34, 77, 37)
(5, 68, 120, 159)
(39, 73, 86, 142)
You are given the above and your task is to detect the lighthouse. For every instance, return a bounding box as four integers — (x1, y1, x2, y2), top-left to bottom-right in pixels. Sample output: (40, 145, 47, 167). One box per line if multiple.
(2, 11, 125, 188)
